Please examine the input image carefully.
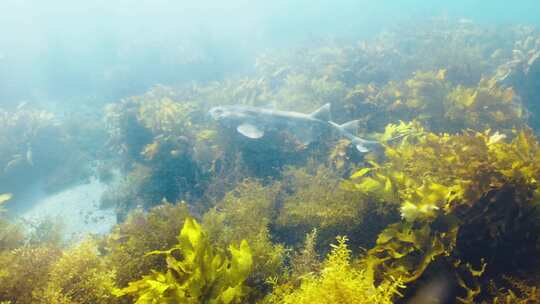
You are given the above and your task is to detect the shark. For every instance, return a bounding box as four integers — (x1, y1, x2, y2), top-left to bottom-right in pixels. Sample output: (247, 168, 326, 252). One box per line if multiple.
(208, 103, 380, 152)
(328, 120, 380, 152)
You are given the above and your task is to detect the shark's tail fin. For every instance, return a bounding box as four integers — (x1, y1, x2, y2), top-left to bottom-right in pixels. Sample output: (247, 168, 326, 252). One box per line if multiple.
(330, 120, 379, 153)
(352, 137, 381, 153)
(309, 103, 331, 121)
(354, 134, 407, 153)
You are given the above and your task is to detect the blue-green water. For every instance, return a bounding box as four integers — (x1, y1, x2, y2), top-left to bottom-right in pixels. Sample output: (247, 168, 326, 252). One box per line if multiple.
(1, 1, 540, 303)
(1, 0, 539, 102)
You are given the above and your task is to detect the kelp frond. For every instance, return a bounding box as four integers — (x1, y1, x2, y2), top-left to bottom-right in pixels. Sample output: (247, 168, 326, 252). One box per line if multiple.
(114, 217, 253, 304)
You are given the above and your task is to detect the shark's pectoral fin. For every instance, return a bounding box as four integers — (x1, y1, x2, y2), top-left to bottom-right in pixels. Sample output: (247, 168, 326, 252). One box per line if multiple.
(237, 123, 264, 139)
(356, 144, 370, 153)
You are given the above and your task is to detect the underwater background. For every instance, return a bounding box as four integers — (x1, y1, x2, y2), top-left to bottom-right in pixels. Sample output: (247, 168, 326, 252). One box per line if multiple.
(2, 0, 540, 303)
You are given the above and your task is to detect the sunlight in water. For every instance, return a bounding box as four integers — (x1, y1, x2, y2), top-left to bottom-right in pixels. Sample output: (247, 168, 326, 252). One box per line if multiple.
(1, 1, 540, 303)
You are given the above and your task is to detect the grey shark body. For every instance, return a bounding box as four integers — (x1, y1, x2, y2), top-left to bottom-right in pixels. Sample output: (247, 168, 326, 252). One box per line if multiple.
(209, 103, 332, 143)
(209, 103, 380, 152)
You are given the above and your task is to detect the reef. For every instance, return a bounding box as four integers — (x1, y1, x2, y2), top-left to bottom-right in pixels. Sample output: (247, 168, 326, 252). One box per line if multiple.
(347, 123, 540, 302)
(3, 18, 540, 303)
(0, 104, 107, 206)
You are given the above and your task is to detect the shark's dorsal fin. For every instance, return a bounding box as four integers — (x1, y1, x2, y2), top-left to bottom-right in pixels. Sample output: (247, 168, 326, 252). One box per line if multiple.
(309, 103, 331, 121)
(339, 120, 360, 134)
(237, 123, 264, 139)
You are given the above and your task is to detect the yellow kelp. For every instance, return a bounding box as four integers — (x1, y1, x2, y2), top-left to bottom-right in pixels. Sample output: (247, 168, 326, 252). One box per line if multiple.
(203, 180, 286, 289)
(114, 217, 253, 304)
(445, 78, 524, 131)
(349, 123, 540, 222)
(348, 122, 540, 301)
(346, 71, 525, 133)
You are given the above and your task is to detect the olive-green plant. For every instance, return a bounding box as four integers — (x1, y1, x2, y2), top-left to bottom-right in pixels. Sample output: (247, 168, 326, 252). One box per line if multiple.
(263, 236, 404, 304)
(114, 217, 253, 304)
(102, 202, 191, 287)
(348, 122, 540, 302)
(33, 240, 116, 304)
(276, 166, 371, 249)
(0, 246, 62, 303)
(202, 179, 286, 290)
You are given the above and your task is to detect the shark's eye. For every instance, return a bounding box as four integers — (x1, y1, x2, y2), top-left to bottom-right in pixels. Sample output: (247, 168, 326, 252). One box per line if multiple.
(210, 108, 226, 119)
(210, 108, 223, 116)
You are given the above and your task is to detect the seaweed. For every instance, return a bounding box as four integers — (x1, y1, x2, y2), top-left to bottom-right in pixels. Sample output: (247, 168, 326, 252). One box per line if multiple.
(347, 71, 526, 133)
(348, 123, 540, 302)
(0, 107, 87, 194)
(33, 240, 116, 304)
(202, 179, 286, 295)
(0, 246, 63, 303)
(275, 165, 373, 250)
(113, 217, 253, 304)
(263, 236, 404, 304)
(490, 276, 540, 303)
(0, 194, 24, 251)
(0, 192, 65, 303)
(4, 17, 540, 304)
(445, 78, 525, 132)
(101, 202, 192, 287)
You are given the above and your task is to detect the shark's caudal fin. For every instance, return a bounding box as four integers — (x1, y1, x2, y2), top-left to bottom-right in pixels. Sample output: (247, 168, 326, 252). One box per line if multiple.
(309, 103, 331, 121)
(353, 138, 382, 153)
(330, 120, 380, 153)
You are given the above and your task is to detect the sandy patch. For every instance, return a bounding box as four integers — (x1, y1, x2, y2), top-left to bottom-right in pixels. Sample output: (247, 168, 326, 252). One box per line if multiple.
(19, 177, 117, 241)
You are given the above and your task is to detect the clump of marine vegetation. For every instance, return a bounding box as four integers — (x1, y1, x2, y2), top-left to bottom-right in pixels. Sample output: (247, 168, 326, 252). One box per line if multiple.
(2, 18, 540, 303)
(0, 102, 109, 201)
